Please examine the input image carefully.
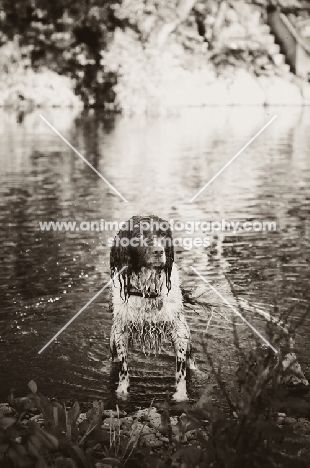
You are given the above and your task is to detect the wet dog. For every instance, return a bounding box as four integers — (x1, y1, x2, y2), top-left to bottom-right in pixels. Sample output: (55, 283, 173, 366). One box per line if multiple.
(109, 215, 195, 401)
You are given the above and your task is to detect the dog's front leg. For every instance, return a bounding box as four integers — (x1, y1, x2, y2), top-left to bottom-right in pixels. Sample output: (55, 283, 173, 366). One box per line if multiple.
(111, 323, 130, 396)
(170, 314, 190, 402)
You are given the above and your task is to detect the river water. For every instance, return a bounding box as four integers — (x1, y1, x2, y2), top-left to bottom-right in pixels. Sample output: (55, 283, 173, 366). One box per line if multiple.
(0, 107, 309, 409)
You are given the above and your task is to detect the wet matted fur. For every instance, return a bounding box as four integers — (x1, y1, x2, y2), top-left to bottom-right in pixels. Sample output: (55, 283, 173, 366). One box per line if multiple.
(110, 215, 195, 401)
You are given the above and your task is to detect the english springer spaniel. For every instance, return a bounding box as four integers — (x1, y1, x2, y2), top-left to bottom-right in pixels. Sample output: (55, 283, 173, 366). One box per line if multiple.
(110, 215, 195, 401)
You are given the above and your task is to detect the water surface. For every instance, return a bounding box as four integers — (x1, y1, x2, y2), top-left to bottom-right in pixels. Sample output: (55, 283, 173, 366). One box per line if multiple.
(0, 107, 309, 409)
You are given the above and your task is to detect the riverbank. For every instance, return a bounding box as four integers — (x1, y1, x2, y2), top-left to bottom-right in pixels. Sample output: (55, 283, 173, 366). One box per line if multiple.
(2, 61, 310, 113)
(2, 393, 310, 468)
(1, 342, 310, 468)
(1, 1, 310, 113)
(0, 42, 82, 110)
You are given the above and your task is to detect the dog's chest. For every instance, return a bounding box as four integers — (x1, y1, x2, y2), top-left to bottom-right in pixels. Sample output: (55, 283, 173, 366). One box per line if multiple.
(111, 265, 182, 325)
(111, 265, 183, 354)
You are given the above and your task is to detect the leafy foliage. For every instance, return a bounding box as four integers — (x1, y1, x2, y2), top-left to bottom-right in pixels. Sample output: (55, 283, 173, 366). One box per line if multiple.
(0, 399, 58, 468)
(1, 382, 158, 468)
(1, 0, 308, 110)
(1, 339, 310, 468)
(2, 381, 107, 467)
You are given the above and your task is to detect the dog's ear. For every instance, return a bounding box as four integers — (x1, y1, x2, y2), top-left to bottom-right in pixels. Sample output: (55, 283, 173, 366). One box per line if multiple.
(163, 225, 174, 292)
(110, 229, 132, 300)
(110, 230, 132, 274)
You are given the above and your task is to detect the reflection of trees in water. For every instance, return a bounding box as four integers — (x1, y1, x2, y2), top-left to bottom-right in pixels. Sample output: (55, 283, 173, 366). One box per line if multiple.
(2, 108, 308, 298)
(2, 145, 110, 304)
(1, 149, 80, 304)
(0, 109, 122, 309)
(1, 176, 62, 302)
(222, 106, 310, 334)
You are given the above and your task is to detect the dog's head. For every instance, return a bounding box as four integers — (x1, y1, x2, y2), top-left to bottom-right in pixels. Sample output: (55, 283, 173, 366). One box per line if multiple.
(110, 215, 174, 299)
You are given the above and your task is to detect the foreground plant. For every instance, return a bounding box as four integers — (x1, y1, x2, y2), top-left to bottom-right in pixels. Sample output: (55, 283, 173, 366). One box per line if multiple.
(1, 328, 310, 468)
(0, 403, 58, 467)
(153, 342, 310, 468)
(1, 381, 155, 468)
